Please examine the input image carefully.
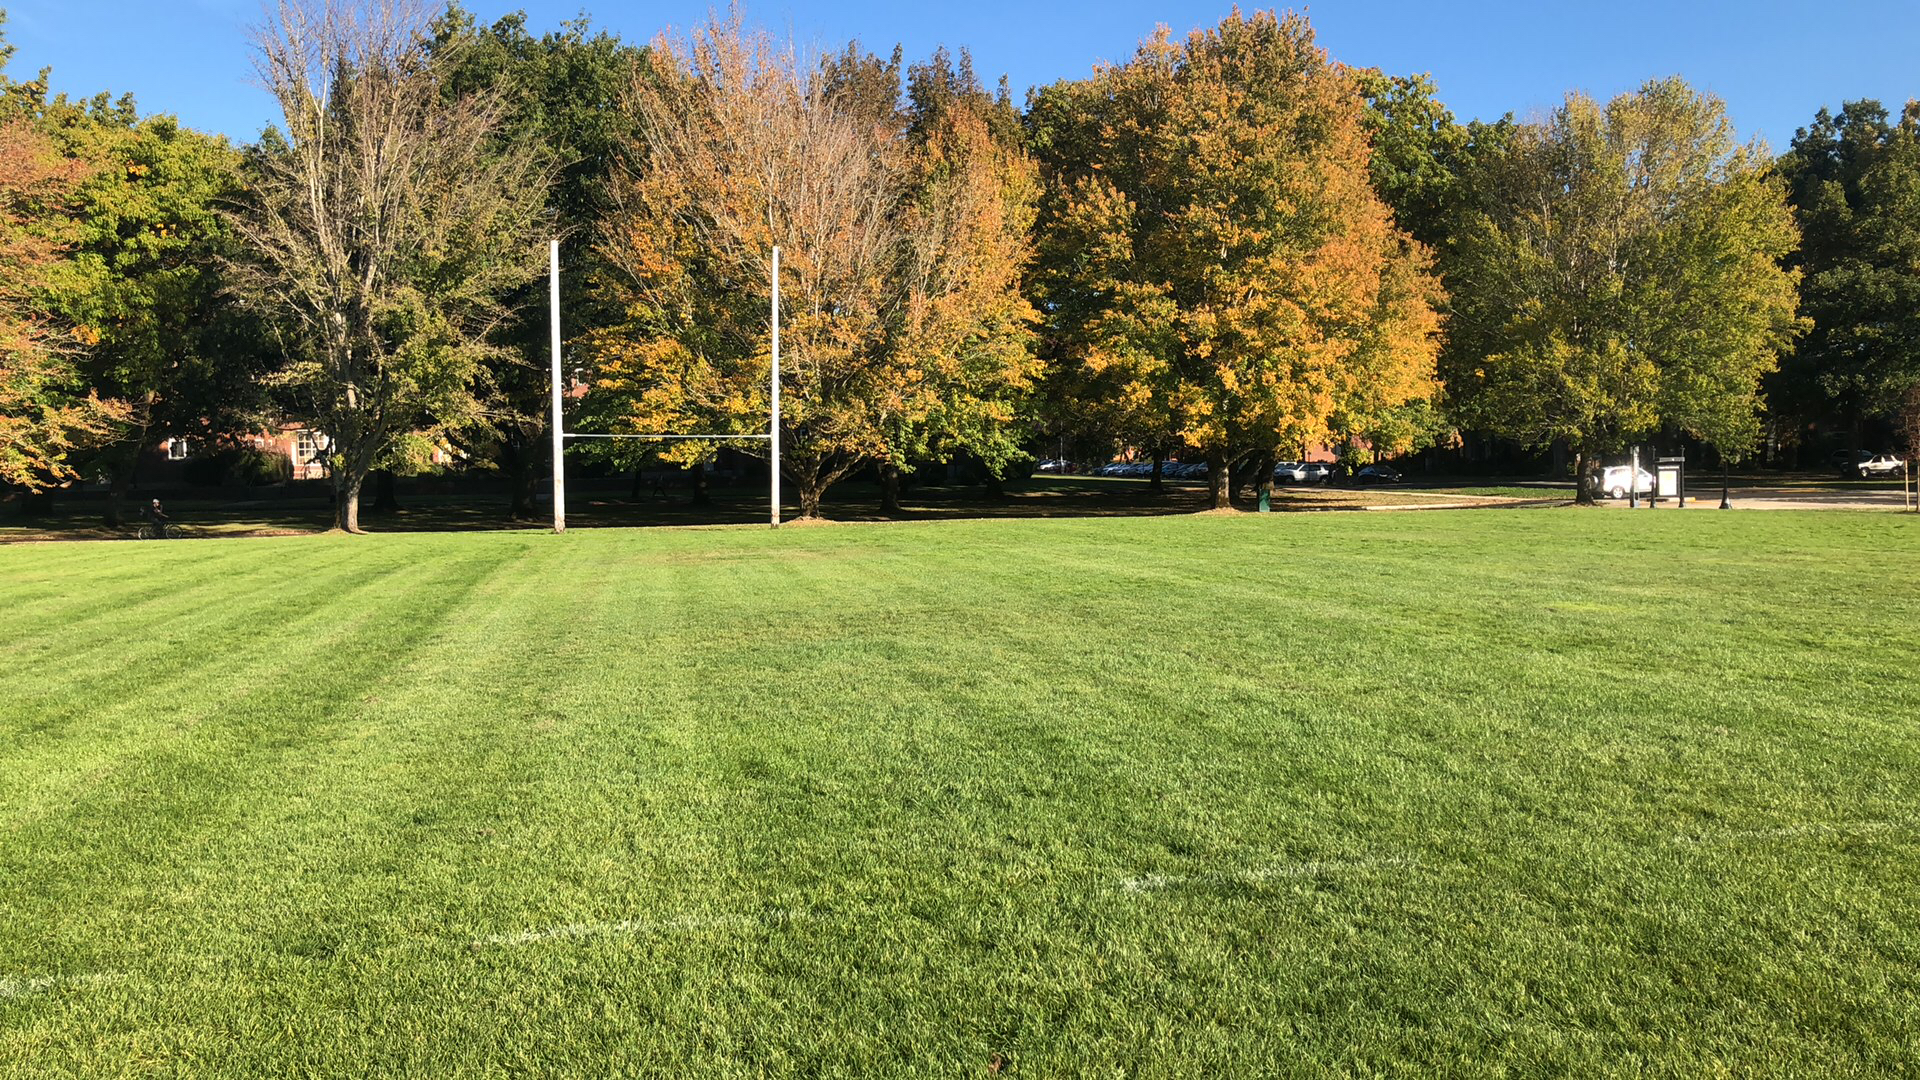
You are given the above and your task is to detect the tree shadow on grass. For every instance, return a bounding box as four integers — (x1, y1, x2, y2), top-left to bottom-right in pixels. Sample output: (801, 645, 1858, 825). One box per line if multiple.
(1, 476, 1539, 542)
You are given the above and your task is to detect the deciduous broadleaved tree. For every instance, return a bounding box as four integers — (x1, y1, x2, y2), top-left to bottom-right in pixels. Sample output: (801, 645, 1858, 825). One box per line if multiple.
(430, 6, 642, 519)
(586, 18, 1038, 518)
(33, 102, 266, 524)
(0, 118, 124, 491)
(1776, 100, 1920, 445)
(228, 0, 551, 532)
(1029, 12, 1443, 507)
(1445, 79, 1803, 500)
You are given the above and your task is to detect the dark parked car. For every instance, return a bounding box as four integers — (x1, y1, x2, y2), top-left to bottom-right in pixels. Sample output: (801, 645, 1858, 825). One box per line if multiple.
(1355, 464, 1402, 485)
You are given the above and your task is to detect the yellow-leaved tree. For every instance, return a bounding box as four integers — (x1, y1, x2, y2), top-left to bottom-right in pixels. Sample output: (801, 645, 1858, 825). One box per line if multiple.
(1029, 10, 1443, 506)
(586, 20, 1038, 518)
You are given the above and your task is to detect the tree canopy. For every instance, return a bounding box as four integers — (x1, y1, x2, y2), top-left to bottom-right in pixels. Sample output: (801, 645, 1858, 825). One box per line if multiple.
(0, 118, 125, 490)
(430, 4, 643, 518)
(585, 17, 1039, 518)
(8, 4, 1917, 521)
(1443, 78, 1803, 496)
(1777, 100, 1920, 440)
(1029, 11, 1443, 506)
(227, 0, 552, 532)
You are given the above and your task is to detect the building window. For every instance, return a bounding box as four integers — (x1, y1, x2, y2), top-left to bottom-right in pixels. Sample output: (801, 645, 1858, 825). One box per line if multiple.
(295, 430, 324, 463)
(167, 438, 191, 461)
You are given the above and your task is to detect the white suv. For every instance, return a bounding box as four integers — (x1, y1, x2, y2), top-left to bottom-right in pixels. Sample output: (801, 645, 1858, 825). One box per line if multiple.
(1844, 453, 1907, 479)
(1592, 464, 1654, 499)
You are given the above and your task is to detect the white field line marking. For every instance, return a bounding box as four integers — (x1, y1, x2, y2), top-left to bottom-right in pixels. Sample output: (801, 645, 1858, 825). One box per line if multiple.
(0, 972, 131, 999)
(480, 908, 817, 948)
(1119, 855, 1418, 894)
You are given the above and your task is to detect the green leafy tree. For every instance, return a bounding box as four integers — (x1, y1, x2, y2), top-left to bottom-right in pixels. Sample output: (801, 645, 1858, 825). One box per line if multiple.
(228, 0, 553, 533)
(0, 15, 128, 493)
(0, 116, 125, 491)
(1776, 100, 1920, 447)
(32, 102, 266, 523)
(1445, 78, 1803, 500)
(1356, 71, 1474, 251)
(430, 6, 641, 518)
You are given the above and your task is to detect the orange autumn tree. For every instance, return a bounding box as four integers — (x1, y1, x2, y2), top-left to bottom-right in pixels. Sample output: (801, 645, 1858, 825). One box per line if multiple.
(585, 20, 1038, 518)
(0, 119, 123, 490)
(1029, 10, 1442, 506)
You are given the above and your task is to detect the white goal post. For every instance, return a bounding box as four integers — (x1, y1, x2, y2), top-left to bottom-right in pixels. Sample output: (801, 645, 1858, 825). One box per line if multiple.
(548, 241, 782, 533)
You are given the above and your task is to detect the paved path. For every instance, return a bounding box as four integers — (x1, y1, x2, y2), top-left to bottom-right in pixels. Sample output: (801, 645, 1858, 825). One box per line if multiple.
(1604, 486, 1916, 511)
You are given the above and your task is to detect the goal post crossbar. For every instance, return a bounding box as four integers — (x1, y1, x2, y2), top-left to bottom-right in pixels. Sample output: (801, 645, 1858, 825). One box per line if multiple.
(561, 433, 772, 441)
(548, 241, 782, 532)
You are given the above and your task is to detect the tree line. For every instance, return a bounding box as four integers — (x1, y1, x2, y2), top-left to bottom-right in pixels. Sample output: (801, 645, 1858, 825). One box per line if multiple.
(2, 2, 1916, 528)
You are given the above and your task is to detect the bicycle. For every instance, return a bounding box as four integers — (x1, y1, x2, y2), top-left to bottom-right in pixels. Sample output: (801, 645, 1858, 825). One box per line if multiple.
(136, 523, 181, 540)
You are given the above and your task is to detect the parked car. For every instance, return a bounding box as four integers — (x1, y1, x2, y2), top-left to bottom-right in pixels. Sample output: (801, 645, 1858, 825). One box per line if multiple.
(1592, 464, 1655, 499)
(1843, 452, 1907, 479)
(1036, 459, 1076, 474)
(1272, 461, 1308, 482)
(1355, 464, 1402, 485)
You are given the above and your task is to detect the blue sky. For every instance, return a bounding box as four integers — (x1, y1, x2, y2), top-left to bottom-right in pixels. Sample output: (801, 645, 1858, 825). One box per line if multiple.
(4, 1, 1917, 151)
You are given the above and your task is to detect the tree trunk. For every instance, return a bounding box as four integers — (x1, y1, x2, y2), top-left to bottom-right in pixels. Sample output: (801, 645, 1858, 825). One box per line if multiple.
(371, 469, 399, 514)
(687, 464, 710, 506)
(1255, 448, 1276, 511)
(1233, 450, 1258, 499)
(1149, 449, 1164, 494)
(335, 470, 366, 532)
(983, 469, 1004, 498)
(505, 439, 538, 520)
(797, 476, 825, 519)
(1207, 452, 1231, 509)
(510, 463, 538, 520)
(879, 462, 903, 514)
(1573, 449, 1596, 505)
(104, 455, 134, 528)
(629, 464, 644, 502)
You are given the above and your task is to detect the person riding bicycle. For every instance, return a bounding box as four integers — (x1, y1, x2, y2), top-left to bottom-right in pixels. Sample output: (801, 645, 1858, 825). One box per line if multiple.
(143, 498, 171, 537)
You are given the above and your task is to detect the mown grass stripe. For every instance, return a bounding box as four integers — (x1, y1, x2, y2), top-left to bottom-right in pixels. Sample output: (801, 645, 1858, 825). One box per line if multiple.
(1, 512, 1917, 1075)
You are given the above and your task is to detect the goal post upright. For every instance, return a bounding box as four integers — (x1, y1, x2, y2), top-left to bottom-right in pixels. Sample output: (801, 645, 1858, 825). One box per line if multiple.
(549, 238, 566, 535)
(770, 246, 781, 529)
(546, 242, 781, 534)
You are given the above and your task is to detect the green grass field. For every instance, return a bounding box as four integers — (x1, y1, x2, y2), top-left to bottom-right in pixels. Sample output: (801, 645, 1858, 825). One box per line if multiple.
(4, 510, 1919, 1076)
